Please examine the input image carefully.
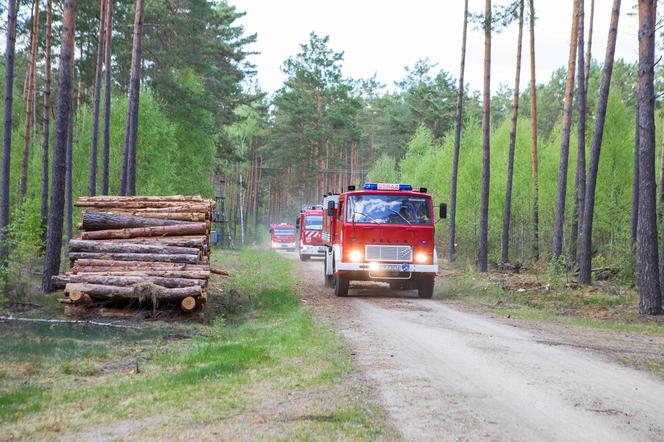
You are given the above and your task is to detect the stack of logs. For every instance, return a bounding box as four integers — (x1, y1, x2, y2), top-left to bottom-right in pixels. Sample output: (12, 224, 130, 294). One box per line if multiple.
(52, 195, 218, 315)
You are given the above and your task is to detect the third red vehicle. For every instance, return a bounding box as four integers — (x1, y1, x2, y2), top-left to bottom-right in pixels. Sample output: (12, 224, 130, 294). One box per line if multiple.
(269, 223, 296, 252)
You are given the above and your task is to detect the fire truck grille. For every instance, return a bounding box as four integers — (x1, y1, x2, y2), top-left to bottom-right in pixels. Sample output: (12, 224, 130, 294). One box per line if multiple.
(365, 245, 412, 262)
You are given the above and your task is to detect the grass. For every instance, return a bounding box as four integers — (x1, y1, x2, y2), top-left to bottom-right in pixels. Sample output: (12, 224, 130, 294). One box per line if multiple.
(438, 264, 664, 335)
(0, 249, 391, 440)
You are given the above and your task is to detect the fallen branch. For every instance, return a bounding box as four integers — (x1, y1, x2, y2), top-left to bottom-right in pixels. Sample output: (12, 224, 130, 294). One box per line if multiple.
(0, 315, 141, 329)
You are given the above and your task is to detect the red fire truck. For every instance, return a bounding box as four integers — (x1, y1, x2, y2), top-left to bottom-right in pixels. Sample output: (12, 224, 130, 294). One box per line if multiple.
(295, 206, 325, 261)
(269, 223, 296, 251)
(322, 183, 446, 298)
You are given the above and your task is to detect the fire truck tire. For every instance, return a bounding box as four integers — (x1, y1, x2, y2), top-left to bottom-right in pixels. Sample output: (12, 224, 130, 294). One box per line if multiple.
(335, 273, 349, 297)
(300, 254, 310, 261)
(418, 276, 435, 299)
(324, 255, 334, 287)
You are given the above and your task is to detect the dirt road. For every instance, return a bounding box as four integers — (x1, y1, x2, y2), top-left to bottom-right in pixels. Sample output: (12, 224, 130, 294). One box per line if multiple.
(290, 254, 664, 441)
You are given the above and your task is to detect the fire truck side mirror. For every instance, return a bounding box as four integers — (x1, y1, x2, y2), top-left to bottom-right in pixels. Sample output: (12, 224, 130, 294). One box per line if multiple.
(439, 203, 447, 219)
(327, 200, 335, 216)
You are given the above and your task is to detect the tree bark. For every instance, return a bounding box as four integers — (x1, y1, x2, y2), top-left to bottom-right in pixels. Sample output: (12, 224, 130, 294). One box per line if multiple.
(43, 0, 77, 293)
(65, 83, 75, 245)
(551, 0, 581, 262)
(81, 211, 193, 231)
(88, 0, 107, 196)
(85, 210, 206, 222)
(68, 252, 200, 264)
(101, 0, 113, 195)
(585, 0, 594, 92)
(478, 0, 492, 273)
(95, 236, 207, 248)
(20, 0, 40, 202)
(636, 0, 661, 315)
(578, 0, 621, 285)
(72, 259, 208, 271)
(52, 274, 205, 289)
(448, 0, 469, 263)
(501, 0, 524, 264)
(64, 282, 202, 302)
(570, 0, 586, 264)
(80, 223, 207, 240)
(68, 239, 199, 255)
(66, 269, 210, 279)
(528, 0, 539, 261)
(0, 0, 17, 262)
(121, 0, 144, 195)
(40, 0, 53, 237)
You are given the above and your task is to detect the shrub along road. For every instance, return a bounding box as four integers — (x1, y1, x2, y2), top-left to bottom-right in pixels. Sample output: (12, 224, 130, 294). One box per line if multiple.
(291, 253, 664, 441)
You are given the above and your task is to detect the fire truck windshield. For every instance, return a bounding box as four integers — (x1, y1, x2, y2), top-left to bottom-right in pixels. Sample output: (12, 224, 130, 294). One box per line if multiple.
(274, 228, 295, 236)
(304, 215, 323, 230)
(346, 194, 431, 225)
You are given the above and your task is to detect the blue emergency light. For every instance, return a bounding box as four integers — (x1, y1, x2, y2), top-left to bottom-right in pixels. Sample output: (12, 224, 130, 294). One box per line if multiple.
(363, 183, 413, 191)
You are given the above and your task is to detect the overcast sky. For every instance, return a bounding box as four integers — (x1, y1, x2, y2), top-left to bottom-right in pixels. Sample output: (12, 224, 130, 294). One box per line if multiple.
(230, 0, 640, 96)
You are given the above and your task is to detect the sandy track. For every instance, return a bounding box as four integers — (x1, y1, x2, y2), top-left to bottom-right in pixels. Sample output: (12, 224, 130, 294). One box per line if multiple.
(288, 253, 664, 441)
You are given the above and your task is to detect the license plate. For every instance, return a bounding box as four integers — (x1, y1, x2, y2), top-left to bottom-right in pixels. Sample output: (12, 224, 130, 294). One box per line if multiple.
(280, 244, 289, 248)
(318, 247, 326, 252)
(383, 264, 411, 272)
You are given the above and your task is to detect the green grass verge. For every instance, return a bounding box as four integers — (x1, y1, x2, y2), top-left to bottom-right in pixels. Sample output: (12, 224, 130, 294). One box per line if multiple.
(439, 268, 664, 335)
(0, 249, 388, 440)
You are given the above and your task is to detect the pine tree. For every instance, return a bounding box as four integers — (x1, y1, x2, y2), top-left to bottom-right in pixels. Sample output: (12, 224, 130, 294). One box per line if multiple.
(40, 0, 53, 236)
(478, 0, 492, 272)
(20, 0, 40, 201)
(88, 0, 107, 196)
(528, 0, 540, 260)
(101, 0, 113, 195)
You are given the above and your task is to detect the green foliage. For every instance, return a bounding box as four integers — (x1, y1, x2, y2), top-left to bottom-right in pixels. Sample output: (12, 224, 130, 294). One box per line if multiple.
(367, 153, 399, 183)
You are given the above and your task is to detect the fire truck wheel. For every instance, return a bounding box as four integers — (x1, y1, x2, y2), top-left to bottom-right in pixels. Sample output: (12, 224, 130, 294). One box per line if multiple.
(335, 273, 349, 297)
(300, 254, 310, 261)
(418, 276, 435, 299)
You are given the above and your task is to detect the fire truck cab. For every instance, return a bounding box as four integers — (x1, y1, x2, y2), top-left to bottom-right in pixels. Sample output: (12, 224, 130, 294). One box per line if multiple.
(322, 183, 446, 298)
(295, 206, 325, 261)
(269, 223, 296, 252)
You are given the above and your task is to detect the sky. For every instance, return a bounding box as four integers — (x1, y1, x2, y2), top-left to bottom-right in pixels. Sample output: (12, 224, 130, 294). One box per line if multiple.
(230, 0, 640, 96)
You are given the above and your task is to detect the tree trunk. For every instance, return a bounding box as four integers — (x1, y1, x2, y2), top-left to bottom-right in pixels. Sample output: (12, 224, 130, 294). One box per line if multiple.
(20, 0, 40, 202)
(585, 0, 594, 91)
(68, 239, 199, 255)
(578, 0, 621, 285)
(88, 0, 107, 197)
(551, 0, 581, 262)
(80, 223, 207, 240)
(501, 0, 524, 264)
(0, 0, 17, 262)
(101, 0, 113, 195)
(121, 0, 144, 196)
(528, 0, 539, 261)
(636, 0, 661, 315)
(68, 252, 199, 264)
(448, 0, 468, 263)
(42, 0, 77, 293)
(570, 0, 586, 263)
(64, 282, 202, 302)
(80, 211, 192, 231)
(40, 0, 53, 237)
(478, 0, 491, 272)
(65, 84, 74, 245)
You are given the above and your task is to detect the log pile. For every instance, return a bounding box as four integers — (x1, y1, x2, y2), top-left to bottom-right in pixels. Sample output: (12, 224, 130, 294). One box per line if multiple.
(53, 195, 216, 315)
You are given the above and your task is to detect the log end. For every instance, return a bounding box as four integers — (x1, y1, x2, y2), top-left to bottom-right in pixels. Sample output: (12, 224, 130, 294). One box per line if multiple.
(180, 296, 197, 312)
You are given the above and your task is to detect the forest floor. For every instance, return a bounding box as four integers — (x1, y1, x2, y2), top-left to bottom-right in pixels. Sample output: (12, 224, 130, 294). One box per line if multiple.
(0, 250, 395, 441)
(291, 254, 664, 440)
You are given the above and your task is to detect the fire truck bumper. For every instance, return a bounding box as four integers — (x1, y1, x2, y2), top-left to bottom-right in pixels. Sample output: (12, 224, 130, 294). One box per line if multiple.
(300, 244, 326, 255)
(272, 242, 296, 250)
(336, 262, 438, 275)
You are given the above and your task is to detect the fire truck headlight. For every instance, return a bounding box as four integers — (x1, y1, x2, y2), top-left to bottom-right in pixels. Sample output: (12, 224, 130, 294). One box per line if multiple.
(368, 261, 379, 271)
(415, 252, 429, 264)
(348, 250, 363, 262)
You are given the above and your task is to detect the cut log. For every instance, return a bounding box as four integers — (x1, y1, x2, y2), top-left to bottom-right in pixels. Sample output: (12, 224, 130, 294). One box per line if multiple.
(68, 270, 210, 279)
(96, 236, 207, 249)
(68, 252, 200, 264)
(89, 210, 207, 222)
(77, 195, 204, 202)
(210, 267, 230, 277)
(80, 211, 194, 231)
(67, 291, 93, 304)
(69, 239, 199, 256)
(73, 201, 211, 210)
(52, 274, 206, 289)
(64, 282, 202, 302)
(180, 296, 197, 312)
(72, 259, 209, 271)
(81, 223, 207, 240)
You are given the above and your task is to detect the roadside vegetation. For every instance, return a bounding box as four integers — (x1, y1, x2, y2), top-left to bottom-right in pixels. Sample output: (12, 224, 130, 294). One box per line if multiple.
(0, 249, 391, 440)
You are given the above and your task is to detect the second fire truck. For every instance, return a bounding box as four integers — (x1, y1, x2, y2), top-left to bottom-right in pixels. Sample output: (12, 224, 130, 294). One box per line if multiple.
(295, 206, 325, 261)
(322, 183, 446, 298)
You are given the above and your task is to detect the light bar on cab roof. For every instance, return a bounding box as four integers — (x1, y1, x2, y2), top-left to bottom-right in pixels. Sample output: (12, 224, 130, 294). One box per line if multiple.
(363, 183, 413, 191)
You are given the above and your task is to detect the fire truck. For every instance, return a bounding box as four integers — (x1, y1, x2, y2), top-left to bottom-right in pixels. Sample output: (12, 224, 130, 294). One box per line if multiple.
(295, 205, 325, 261)
(322, 183, 446, 298)
(269, 223, 296, 251)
